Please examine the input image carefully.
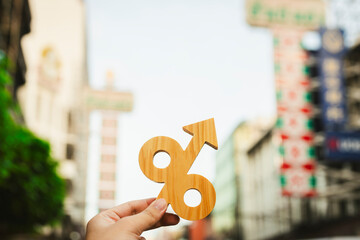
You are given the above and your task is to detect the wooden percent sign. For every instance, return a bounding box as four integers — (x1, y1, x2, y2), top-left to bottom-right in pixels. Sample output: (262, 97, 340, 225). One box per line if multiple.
(139, 118, 218, 221)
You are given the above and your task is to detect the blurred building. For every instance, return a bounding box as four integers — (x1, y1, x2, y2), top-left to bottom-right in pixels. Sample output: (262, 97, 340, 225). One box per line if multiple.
(303, 30, 360, 233)
(212, 117, 331, 240)
(18, 0, 87, 227)
(211, 123, 241, 238)
(211, 47, 360, 239)
(0, 0, 31, 100)
(17, 0, 134, 229)
(213, 118, 289, 239)
(244, 0, 360, 238)
(83, 71, 133, 221)
(304, 38, 360, 237)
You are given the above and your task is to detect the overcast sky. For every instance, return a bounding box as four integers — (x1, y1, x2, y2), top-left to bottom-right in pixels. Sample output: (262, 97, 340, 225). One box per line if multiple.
(85, 0, 275, 232)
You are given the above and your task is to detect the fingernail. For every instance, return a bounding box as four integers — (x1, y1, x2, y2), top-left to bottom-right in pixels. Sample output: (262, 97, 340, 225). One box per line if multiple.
(153, 198, 167, 211)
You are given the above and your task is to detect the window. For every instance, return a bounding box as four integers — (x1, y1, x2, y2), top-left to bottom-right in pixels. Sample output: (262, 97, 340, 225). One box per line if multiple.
(65, 178, 73, 194)
(99, 190, 115, 200)
(66, 143, 75, 160)
(67, 111, 74, 133)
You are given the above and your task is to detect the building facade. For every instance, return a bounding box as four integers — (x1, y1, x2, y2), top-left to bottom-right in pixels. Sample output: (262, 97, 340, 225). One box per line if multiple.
(18, 0, 87, 225)
(212, 117, 330, 240)
(212, 114, 360, 239)
(18, 0, 134, 227)
(84, 71, 133, 222)
(213, 118, 290, 239)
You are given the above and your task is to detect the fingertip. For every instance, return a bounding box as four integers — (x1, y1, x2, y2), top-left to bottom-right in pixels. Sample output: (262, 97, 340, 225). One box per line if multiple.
(152, 198, 168, 212)
(124, 198, 168, 234)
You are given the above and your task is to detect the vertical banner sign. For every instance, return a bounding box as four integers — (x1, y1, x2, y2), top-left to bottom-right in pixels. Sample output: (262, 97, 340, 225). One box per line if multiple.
(244, 0, 325, 198)
(319, 28, 347, 131)
(274, 30, 317, 197)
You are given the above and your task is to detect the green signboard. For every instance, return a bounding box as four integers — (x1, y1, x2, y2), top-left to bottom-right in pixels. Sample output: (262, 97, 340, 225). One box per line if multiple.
(85, 88, 133, 112)
(246, 0, 325, 30)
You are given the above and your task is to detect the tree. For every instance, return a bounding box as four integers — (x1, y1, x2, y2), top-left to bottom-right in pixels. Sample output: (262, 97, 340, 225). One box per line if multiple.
(0, 51, 65, 234)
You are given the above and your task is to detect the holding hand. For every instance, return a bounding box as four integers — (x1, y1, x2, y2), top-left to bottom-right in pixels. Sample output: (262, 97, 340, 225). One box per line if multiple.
(86, 198, 180, 240)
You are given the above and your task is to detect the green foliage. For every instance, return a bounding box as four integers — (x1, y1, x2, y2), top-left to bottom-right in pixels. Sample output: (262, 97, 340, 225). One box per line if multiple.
(0, 51, 65, 233)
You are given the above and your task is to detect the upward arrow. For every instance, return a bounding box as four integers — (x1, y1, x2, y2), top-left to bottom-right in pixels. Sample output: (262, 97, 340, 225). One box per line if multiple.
(181, 118, 218, 172)
(183, 118, 218, 150)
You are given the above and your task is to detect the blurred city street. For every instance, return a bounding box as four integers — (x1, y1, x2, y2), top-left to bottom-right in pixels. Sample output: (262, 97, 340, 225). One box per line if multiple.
(2, 0, 360, 239)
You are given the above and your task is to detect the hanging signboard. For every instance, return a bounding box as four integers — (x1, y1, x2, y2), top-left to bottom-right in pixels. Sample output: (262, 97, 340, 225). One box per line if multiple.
(246, 0, 325, 30)
(274, 29, 317, 197)
(325, 131, 360, 160)
(318, 28, 347, 131)
(245, 0, 322, 197)
(84, 88, 134, 112)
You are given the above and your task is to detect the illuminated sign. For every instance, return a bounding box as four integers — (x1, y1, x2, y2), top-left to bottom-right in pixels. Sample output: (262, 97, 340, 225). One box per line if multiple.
(246, 0, 325, 30)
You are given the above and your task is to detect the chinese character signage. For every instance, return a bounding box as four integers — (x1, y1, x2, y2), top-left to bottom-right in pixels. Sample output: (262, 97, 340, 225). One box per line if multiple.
(319, 28, 347, 130)
(325, 132, 360, 160)
(246, 0, 325, 30)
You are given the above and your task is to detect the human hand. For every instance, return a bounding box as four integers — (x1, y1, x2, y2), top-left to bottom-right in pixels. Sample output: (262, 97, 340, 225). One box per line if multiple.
(86, 198, 180, 240)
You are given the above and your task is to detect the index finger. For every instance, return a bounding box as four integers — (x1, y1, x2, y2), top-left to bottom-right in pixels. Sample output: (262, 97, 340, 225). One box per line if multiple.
(101, 198, 156, 222)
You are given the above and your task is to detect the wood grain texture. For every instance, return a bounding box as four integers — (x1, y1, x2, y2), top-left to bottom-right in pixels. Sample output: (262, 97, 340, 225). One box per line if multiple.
(139, 118, 218, 221)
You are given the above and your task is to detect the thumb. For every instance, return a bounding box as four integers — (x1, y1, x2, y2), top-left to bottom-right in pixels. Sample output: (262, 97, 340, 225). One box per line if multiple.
(123, 198, 168, 235)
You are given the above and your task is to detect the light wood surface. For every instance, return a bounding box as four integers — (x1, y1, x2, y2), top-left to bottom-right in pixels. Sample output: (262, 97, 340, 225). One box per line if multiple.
(139, 118, 218, 221)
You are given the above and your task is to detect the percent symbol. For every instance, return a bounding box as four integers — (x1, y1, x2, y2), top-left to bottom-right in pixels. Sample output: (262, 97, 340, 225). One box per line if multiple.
(139, 118, 218, 221)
